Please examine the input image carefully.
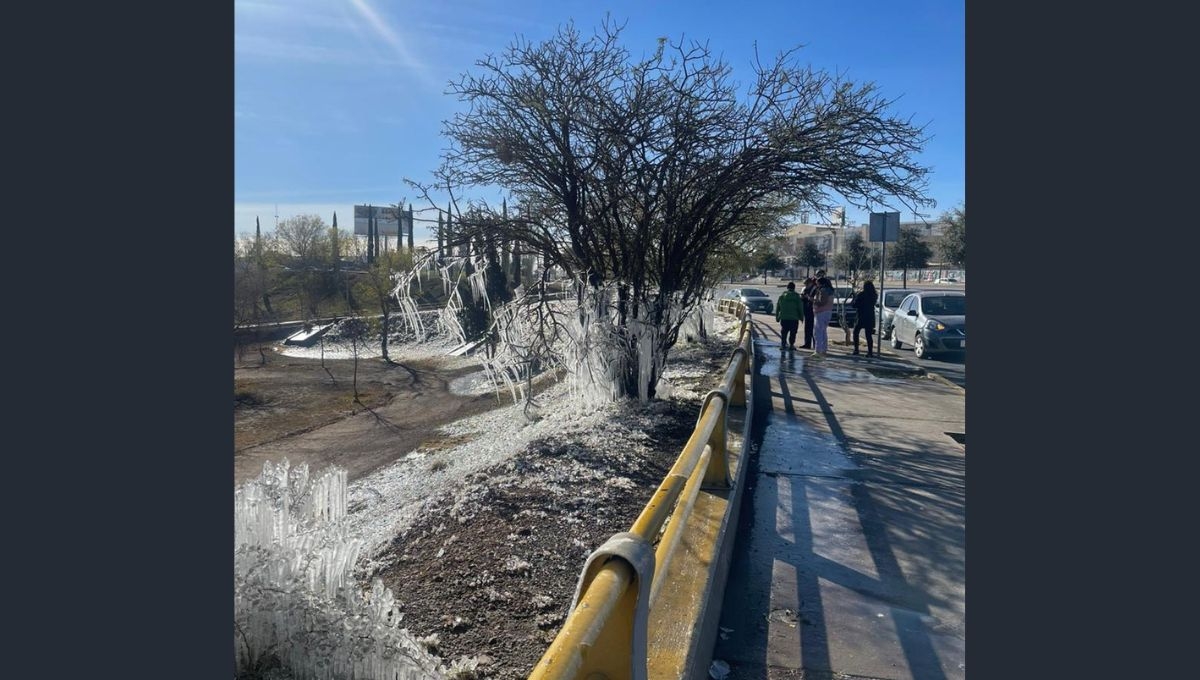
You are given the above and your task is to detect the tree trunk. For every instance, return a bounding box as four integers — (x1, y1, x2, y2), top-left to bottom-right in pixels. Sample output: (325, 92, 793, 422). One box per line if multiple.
(380, 311, 390, 362)
(352, 344, 360, 402)
(618, 330, 663, 402)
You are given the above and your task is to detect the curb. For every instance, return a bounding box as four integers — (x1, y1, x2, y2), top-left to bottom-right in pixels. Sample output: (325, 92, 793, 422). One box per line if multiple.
(876, 347, 965, 393)
(827, 340, 965, 393)
(924, 369, 965, 393)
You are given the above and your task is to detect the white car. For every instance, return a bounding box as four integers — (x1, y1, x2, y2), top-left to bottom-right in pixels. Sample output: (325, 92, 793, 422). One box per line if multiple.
(876, 288, 924, 339)
(890, 291, 966, 359)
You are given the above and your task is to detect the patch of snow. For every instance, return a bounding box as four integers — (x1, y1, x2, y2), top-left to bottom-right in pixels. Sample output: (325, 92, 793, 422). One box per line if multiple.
(344, 309, 742, 567)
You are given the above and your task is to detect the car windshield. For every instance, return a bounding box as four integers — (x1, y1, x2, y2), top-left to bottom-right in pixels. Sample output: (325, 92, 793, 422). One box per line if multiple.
(883, 291, 910, 307)
(741, 289, 767, 297)
(834, 287, 854, 298)
(921, 295, 966, 316)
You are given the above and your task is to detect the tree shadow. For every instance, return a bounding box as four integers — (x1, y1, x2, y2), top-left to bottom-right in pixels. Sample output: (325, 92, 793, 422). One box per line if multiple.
(717, 351, 963, 679)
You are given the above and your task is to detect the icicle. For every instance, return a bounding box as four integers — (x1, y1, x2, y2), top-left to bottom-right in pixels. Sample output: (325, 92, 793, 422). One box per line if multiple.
(235, 462, 441, 679)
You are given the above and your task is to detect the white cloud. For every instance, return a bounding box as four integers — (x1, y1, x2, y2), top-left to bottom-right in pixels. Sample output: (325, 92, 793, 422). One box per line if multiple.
(235, 33, 405, 68)
(347, 0, 439, 88)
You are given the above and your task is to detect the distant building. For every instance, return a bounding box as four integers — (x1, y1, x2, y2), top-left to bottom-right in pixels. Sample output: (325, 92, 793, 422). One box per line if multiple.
(783, 219, 951, 252)
(778, 218, 960, 282)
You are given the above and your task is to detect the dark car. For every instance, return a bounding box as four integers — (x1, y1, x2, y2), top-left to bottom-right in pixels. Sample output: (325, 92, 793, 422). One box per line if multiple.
(876, 288, 924, 339)
(890, 291, 965, 359)
(829, 286, 857, 327)
(724, 287, 774, 314)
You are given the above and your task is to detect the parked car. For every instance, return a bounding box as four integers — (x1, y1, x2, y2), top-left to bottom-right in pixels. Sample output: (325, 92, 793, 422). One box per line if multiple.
(829, 285, 857, 327)
(724, 287, 774, 314)
(890, 291, 966, 359)
(876, 288, 923, 339)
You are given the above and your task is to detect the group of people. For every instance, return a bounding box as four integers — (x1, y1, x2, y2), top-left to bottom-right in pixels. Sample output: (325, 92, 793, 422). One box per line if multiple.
(774, 269, 879, 359)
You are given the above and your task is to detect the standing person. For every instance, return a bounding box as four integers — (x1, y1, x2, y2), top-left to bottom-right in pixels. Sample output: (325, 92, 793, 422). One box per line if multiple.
(775, 281, 803, 350)
(811, 275, 835, 357)
(851, 280, 879, 357)
(799, 277, 816, 349)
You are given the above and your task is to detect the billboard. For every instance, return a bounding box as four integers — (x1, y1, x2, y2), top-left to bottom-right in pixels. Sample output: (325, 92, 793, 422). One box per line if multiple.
(354, 205, 411, 238)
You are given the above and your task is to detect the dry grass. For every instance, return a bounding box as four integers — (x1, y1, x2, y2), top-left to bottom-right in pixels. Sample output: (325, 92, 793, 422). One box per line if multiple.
(416, 433, 476, 454)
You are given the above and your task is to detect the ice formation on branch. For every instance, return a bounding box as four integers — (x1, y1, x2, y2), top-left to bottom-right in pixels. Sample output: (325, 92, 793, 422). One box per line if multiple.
(234, 460, 442, 679)
(390, 249, 710, 412)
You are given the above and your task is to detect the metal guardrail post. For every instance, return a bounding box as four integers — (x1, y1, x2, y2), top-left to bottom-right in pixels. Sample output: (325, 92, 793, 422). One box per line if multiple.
(528, 534, 656, 680)
(696, 389, 730, 488)
(728, 346, 748, 407)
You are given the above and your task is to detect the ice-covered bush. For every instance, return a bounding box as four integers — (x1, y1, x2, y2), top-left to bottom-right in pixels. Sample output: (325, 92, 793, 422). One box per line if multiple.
(234, 460, 442, 679)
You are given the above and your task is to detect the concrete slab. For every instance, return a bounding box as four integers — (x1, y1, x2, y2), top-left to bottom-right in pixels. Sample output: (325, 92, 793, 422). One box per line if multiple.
(711, 329, 965, 680)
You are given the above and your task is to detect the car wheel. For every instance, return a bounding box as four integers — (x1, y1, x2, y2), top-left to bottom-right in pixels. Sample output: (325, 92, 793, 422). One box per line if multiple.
(914, 334, 929, 359)
(891, 333, 903, 349)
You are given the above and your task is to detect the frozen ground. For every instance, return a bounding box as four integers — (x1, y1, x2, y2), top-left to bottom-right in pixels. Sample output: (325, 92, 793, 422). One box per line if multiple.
(346, 311, 741, 569)
(236, 309, 744, 679)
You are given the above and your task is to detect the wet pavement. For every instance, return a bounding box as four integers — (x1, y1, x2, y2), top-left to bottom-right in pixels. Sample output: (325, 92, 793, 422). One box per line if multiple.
(711, 319, 965, 680)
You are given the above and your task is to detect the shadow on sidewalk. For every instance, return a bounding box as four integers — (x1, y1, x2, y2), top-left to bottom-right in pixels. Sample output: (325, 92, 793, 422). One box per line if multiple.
(716, 346, 963, 679)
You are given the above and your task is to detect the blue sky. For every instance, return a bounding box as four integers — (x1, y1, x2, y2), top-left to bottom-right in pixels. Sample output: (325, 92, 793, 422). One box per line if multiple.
(235, 0, 963, 245)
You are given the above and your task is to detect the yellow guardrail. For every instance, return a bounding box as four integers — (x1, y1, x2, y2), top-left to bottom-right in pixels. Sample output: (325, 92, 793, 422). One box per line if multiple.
(528, 299, 754, 680)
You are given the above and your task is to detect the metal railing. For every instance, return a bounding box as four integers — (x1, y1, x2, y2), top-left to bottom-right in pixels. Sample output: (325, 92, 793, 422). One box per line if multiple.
(527, 301, 753, 680)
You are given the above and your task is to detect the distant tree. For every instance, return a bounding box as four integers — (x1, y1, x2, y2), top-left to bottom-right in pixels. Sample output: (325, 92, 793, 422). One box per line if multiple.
(329, 228, 358, 311)
(799, 241, 825, 277)
(888, 226, 933, 288)
(353, 249, 414, 363)
(329, 214, 343, 306)
(276, 214, 329, 262)
(406, 204, 415, 252)
(234, 231, 285, 361)
(755, 250, 785, 275)
(338, 317, 371, 403)
(937, 205, 965, 268)
(834, 233, 878, 285)
(436, 212, 445, 264)
(276, 215, 332, 319)
(708, 244, 756, 283)
(234, 237, 266, 362)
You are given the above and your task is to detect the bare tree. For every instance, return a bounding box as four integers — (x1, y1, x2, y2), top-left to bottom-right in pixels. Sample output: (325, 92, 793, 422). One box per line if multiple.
(275, 214, 329, 261)
(337, 317, 371, 404)
(352, 249, 414, 363)
(407, 19, 932, 402)
(834, 233, 878, 286)
(276, 215, 332, 319)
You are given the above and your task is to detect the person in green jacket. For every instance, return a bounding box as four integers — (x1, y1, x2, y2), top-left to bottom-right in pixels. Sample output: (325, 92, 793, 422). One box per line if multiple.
(775, 281, 803, 349)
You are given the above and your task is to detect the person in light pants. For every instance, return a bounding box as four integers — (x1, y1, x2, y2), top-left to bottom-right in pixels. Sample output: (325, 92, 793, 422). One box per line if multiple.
(811, 276, 835, 357)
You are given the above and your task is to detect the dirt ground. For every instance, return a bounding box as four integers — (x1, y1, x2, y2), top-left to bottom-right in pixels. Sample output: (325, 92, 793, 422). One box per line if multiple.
(234, 340, 535, 487)
(234, 331, 736, 678)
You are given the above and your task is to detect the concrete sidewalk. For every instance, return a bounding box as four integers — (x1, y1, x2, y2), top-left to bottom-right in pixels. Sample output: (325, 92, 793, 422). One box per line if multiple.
(710, 319, 966, 680)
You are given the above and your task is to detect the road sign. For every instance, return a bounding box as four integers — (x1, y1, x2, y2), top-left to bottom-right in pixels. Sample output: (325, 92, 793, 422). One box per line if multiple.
(869, 212, 900, 242)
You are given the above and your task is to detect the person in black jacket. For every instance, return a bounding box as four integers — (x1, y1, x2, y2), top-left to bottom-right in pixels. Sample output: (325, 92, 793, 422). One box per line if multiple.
(799, 277, 816, 349)
(851, 281, 879, 357)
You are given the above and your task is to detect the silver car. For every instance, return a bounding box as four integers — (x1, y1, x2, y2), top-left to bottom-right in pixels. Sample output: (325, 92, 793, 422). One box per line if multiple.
(724, 287, 774, 314)
(890, 291, 966, 359)
(876, 288, 924, 339)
